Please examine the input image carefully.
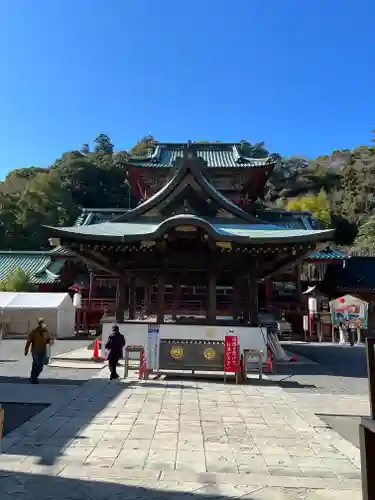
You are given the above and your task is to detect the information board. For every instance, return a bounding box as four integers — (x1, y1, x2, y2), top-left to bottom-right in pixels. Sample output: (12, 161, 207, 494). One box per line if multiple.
(147, 324, 160, 370)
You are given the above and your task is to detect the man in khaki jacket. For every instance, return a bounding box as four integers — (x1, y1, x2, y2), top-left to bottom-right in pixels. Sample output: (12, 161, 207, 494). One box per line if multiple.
(24, 318, 50, 384)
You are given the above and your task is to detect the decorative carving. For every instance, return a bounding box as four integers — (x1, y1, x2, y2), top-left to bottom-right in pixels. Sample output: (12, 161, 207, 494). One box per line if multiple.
(183, 140, 197, 160)
(175, 226, 197, 232)
(216, 208, 234, 219)
(140, 241, 156, 249)
(216, 241, 232, 251)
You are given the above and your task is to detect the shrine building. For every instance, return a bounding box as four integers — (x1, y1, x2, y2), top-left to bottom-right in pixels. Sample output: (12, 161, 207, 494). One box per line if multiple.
(45, 142, 335, 364)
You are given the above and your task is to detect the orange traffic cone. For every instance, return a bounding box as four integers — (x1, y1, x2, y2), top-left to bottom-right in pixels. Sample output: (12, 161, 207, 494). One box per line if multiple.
(264, 348, 273, 373)
(92, 339, 103, 362)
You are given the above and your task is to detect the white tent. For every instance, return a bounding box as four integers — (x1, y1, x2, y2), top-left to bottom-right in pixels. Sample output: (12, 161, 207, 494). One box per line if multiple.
(0, 292, 75, 338)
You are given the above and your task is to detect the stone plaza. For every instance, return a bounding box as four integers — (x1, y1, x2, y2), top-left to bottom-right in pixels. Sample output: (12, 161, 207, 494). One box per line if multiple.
(0, 363, 369, 500)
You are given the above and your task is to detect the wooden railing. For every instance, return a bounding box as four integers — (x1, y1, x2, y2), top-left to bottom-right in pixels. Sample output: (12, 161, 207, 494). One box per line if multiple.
(360, 337, 375, 499)
(82, 298, 116, 311)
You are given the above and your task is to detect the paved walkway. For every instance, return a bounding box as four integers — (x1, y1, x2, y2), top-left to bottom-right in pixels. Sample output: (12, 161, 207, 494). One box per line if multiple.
(0, 368, 368, 499)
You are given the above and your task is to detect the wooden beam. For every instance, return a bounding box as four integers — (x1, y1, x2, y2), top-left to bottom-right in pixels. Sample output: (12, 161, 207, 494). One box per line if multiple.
(72, 248, 121, 277)
(366, 338, 375, 419)
(207, 268, 217, 323)
(360, 417, 375, 500)
(143, 276, 153, 315)
(242, 278, 250, 323)
(295, 264, 304, 311)
(115, 276, 127, 323)
(156, 273, 166, 324)
(171, 281, 182, 321)
(260, 248, 312, 281)
(128, 276, 136, 320)
(247, 260, 259, 327)
(232, 275, 242, 321)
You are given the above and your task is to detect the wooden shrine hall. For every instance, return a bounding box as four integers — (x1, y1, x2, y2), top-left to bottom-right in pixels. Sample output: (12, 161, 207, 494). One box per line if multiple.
(47, 142, 334, 331)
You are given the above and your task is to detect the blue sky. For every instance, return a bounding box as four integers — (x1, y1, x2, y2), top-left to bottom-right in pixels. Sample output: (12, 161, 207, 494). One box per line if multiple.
(1, 0, 374, 176)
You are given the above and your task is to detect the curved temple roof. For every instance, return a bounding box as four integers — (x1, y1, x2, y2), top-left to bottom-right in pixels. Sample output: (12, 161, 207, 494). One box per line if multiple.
(47, 214, 333, 244)
(46, 143, 334, 246)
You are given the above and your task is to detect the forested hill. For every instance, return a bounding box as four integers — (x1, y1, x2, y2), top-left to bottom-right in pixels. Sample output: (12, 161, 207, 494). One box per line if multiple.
(1, 132, 375, 251)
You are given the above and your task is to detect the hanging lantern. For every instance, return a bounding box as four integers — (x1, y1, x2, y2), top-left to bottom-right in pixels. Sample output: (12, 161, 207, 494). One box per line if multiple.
(303, 315, 309, 332)
(73, 292, 82, 309)
(308, 297, 317, 314)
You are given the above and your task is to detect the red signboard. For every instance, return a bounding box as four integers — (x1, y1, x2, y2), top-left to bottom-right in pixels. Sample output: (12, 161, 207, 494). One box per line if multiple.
(139, 348, 147, 379)
(224, 335, 238, 373)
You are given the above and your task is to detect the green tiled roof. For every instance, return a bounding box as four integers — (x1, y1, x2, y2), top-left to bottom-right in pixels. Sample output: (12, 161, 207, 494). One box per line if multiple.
(49, 246, 76, 257)
(0, 252, 62, 284)
(49, 215, 334, 245)
(308, 247, 348, 260)
(128, 143, 275, 169)
(260, 211, 318, 230)
(74, 209, 129, 227)
(73, 207, 320, 231)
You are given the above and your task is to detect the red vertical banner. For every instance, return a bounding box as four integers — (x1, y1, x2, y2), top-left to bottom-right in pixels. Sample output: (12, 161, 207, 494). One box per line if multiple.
(139, 348, 147, 379)
(224, 335, 238, 373)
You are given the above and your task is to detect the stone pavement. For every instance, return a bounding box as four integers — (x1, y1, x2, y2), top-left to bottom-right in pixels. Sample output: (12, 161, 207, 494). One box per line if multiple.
(0, 339, 99, 384)
(0, 368, 366, 499)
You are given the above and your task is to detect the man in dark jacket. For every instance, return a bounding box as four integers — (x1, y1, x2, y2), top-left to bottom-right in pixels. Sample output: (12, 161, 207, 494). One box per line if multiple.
(105, 325, 125, 380)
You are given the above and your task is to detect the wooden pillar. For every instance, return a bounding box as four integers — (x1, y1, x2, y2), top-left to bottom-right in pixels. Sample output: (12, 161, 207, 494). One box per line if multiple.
(144, 279, 153, 315)
(265, 279, 272, 309)
(207, 269, 217, 323)
(128, 276, 136, 320)
(360, 338, 375, 499)
(295, 265, 303, 310)
(172, 282, 182, 321)
(86, 271, 95, 331)
(360, 419, 375, 500)
(242, 277, 250, 323)
(156, 273, 166, 324)
(115, 276, 127, 323)
(232, 275, 242, 322)
(248, 264, 259, 327)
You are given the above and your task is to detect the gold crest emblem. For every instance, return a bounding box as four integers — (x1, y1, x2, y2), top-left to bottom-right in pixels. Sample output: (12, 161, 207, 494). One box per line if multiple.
(170, 346, 184, 359)
(204, 347, 216, 360)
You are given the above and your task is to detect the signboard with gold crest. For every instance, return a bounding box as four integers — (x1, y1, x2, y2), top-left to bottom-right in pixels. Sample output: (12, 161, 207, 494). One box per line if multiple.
(159, 339, 224, 370)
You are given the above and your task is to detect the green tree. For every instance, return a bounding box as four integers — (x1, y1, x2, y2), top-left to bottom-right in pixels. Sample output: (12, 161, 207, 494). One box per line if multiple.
(287, 190, 332, 228)
(15, 170, 78, 249)
(354, 215, 375, 253)
(0, 268, 35, 292)
(239, 140, 269, 158)
(129, 135, 157, 156)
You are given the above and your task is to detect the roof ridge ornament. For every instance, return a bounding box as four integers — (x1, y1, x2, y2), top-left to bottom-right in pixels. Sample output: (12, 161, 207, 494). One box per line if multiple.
(183, 140, 197, 160)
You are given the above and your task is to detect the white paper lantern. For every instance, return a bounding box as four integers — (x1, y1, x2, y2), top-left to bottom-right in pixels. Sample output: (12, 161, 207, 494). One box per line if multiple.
(73, 292, 82, 309)
(308, 297, 317, 314)
(303, 315, 309, 332)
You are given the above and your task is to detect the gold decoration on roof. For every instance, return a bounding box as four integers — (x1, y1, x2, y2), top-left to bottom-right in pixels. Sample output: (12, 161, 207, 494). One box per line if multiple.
(216, 241, 232, 250)
(140, 241, 156, 249)
(175, 225, 197, 232)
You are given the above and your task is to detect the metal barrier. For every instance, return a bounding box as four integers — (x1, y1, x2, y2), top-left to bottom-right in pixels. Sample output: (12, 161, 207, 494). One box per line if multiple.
(123, 346, 146, 379)
(243, 349, 263, 380)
